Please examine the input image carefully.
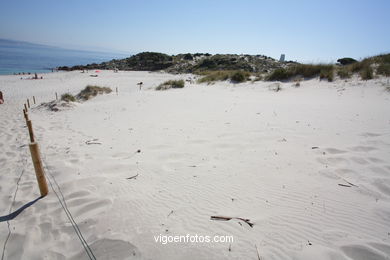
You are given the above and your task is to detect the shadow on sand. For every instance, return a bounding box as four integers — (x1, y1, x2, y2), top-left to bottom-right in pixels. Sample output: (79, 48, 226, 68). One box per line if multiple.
(0, 196, 43, 222)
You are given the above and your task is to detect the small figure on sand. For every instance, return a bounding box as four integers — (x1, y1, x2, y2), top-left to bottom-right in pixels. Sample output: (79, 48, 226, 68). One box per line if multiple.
(0, 91, 4, 104)
(137, 82, 143, 90)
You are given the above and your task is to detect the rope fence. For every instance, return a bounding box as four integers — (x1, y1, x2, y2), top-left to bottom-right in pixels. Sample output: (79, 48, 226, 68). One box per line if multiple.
(5, 94, 98, 259)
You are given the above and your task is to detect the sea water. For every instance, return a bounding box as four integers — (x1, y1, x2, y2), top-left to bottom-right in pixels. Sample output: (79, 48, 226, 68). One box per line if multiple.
(0, 41, 128, 75)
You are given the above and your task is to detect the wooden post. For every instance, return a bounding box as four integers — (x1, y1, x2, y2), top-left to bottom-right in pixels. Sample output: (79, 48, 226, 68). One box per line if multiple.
(116, 87, 118, 95)
(24, 112, 29, 122)
(27, 120, 35, 142)
(55, 92, 58, 100)
(33, 96, 36, 104)
(24, 103, 28, 112)
(27, 98, 30, 108)
(29, 142, 49, 197)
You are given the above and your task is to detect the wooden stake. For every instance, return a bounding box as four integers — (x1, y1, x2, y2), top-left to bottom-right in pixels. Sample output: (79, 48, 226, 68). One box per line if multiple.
(55, 92, 58, 100)
(116, 87, 118, 95)
(27, 98, 30, 108)
(29, 142, 49, 197)
(24, 103, 28, 112)
(27, 120, 35, 142)
(33, 96, 36, 104)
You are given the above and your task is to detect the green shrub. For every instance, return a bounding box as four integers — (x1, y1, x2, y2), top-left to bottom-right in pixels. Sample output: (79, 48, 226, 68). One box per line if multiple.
(183, 53, 193, 60)
(266, 68, 292, 81)
(197, 59, 217, 70)
(76, 85, 112, 100)
(61, 93, 76, 102)
(156, 80, 185, 90)
(360, 66, 373, 80)
(230, 71, 250, 83)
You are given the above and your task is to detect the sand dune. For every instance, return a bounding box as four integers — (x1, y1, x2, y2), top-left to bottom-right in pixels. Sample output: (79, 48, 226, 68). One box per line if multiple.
(1, 71, 390, 259)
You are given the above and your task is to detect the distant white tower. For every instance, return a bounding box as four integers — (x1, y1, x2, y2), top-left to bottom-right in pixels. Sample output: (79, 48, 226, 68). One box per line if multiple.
(279, 54, 285, 62)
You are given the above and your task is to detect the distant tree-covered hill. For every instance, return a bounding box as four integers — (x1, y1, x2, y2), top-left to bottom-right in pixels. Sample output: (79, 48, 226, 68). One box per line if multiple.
(58, 52, 294, 73)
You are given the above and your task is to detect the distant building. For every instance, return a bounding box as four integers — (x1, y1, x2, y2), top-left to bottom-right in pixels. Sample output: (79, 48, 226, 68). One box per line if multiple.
(279, 54, 285, 62)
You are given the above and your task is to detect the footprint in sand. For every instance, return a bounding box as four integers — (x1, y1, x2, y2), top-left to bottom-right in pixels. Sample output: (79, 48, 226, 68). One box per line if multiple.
(360, 132, 382, 138)
(368, 157, 385, 163)
(341, 244, 389, 260)
(70, 238, 141, 260)
(325, 148, 348, 154)
(372, 179, 390, 197)
(350, 146, 378, 152)
(5, 151, 16, 157)
(72, 199, 112, 217)
(368, 242, 390, 256)
(350, 156, 369, 165)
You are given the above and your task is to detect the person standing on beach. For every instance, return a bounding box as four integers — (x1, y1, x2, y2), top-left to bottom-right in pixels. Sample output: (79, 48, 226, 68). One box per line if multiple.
(0, 91, 4, 104)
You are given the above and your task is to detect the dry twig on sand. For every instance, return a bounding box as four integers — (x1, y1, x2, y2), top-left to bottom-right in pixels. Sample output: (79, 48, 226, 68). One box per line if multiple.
(126, 174, 139, 180)
(255, 245, 261, 260)
(341, 178, 358, 187)
(85, 139, 102, 145)
(210, 216, 254, 228)
(338, 183, 352, 187)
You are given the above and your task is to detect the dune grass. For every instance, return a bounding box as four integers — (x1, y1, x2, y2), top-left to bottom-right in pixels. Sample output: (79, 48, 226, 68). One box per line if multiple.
(360, 66, 374, 80)
(339, 53, 390, 80)
(337, 67, 352, 79)
(266, 64, 334, 82)
(156, 80, 185, 90)
(377, 63, 390, 76)
(61, 93, 76, 102)
(197, 70, 250, 84)
(76, 85, 112, 100)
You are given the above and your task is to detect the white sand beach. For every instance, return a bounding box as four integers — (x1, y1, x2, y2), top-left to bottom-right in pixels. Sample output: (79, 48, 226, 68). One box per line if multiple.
(1, 71, 390, 259)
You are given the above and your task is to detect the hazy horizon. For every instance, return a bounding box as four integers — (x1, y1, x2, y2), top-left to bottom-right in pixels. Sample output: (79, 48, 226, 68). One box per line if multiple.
(1, 0, 389, 63)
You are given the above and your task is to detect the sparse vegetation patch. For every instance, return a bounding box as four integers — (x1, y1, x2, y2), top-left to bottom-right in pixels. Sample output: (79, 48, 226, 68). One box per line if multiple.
(360, 66, 373, 80)
(76, 85, 112, 100)
(197, 70, 250, 84)
(156, 80, 185, 90)
(61, 93, 76, 102)
(266, 64, 334, 82)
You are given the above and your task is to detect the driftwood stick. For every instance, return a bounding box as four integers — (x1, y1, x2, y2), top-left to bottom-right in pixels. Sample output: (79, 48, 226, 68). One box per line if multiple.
(211, 216, 232, 221)
(85, 139, 102, 145)
(210, 216, 254, 227)
(126, 173, 139, 180)
(338, 183, 352, 187)
(342, 178, 358, 187)
(255, 245, 261, 260)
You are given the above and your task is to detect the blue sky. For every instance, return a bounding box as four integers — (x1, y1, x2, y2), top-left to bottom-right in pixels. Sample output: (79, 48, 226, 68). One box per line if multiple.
(0, 0, 389, 62)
